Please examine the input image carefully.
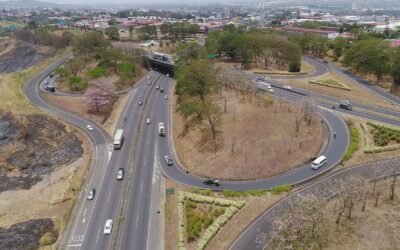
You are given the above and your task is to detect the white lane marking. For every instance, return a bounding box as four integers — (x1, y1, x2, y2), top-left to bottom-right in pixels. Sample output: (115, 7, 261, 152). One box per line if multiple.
(96, 227, 102, 243)
(107, 191, 112, 202)
(67, 244, 82, 247)
(82, 209, 87, 224)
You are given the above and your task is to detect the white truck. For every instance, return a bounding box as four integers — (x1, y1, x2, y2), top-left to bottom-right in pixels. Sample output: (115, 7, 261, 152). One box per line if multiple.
(113, 129, 124, 149)
(158, 122, 165, 137)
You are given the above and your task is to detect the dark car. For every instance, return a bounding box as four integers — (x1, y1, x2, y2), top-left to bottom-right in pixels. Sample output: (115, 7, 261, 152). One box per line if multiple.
(87, 188, 96, 200)
(338, 100, 352, 111)
(203, 179, 220, 186)
(323, 59, 328, 64)
(160, 88, 164, 93)
(45, 85, 55, 92)
(164, 155, 173, 166)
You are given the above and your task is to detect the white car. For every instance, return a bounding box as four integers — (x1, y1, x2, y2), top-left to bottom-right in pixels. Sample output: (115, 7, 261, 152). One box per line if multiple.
(282, 85, 292, 90)
(117, 168, 124, 180)
(267, 87, 274, 93)
(104, 219, 113, 235)
(86, 124, 94, 131)
(146, 118, 151, 124)
(164, 95, 168, 99)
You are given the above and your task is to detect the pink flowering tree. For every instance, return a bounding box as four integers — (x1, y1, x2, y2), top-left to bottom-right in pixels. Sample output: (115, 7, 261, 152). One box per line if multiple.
(84, 79, 115, 113)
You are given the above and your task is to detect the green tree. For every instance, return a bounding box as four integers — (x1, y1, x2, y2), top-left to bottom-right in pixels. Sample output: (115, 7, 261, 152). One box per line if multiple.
(174, 42, 206, 66)
(390, 48, 400, 85)
(344, 38, 390, 80)
(72, 32, 110, 56)
(118, 63, 136, 82)
(330, 37, 348, 59)
(86, 66, 106, 79)
(176, 60, 219, 101)
(67, 55, 88, 77)
(100, 48, 125, 74)
(104, 26, 120, 41)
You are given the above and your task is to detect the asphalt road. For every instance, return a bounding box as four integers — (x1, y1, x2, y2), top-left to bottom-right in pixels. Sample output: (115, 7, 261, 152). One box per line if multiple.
(307, 56, 400, 107)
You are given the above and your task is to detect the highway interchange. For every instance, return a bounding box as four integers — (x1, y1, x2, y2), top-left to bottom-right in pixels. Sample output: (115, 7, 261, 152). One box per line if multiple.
(23, 54, 400, 250)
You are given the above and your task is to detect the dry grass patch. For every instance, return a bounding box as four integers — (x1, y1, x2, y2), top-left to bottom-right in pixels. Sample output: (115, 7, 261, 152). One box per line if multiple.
(173, 87, 324, 180)
(0, 54, 64, 114)
(247, 59, 314, 75)
(44, 92, 129, 135)
(279, 71, 400, 111)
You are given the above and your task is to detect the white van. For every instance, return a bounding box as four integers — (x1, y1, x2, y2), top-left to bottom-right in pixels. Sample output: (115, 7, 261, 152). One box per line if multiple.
(311, 155, 327, 170)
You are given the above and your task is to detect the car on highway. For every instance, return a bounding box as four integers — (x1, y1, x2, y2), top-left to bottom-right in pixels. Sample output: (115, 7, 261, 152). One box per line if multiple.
(166, 73, 169, 77)
(117, 168, 125, 180)
(311, 155, 327, 170)
(164, 95, 168, 99)
(338, 100, 352, 111)
(146, 118, 151, 124)
(138, 100, 143, 106)
(203, 179, 220, 186)
(255, 76, 265, 81)
(104, 219, 113, 235)
(86, 188, 96, 200)
(147, 76, 151, 79)
(323, 59, 328, 64)
(282, 85, 292, 90)
(160, 88, 164, 93)
(86, 124, 94, 131)
(267, 86, 274, 93)
(44, 84, 55, 92)
(164, 155, 173, 166)
(156, 85, 160, 90)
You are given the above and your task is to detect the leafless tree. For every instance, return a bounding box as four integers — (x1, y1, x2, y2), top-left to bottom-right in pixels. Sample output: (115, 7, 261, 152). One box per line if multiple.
(389, 166, 399, 201)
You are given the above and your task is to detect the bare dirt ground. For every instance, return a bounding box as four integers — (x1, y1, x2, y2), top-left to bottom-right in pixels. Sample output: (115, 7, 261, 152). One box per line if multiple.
(279, 71, 400, 111)
(164, 180, 285, 250)
(0, 42, 54, 74)
(45, 92, 129, 135)
(173, 87, 324, 180)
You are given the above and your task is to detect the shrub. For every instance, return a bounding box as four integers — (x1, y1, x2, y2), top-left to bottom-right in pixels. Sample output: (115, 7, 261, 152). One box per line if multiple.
(69, 76, 88, 92)
(39, 232, 56, 246)
(343, 125, 360, 161)
(86, 66, 106, 79)
(54, 67, 70, 78)
(270, 184, 293, 195)
(288, 60, 301, 72)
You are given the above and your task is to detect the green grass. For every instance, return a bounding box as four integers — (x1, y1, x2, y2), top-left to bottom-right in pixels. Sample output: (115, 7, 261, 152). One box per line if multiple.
(270, 184, 293, 195)
(309, 78, 351, 91)
(343, 125, 360, 161)
(222, 189, 266, 197)
(185, 200, 224, 241)
(370, 124, 400, 147)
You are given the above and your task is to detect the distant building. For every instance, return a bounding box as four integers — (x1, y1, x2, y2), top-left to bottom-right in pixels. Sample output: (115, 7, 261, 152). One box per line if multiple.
(224, 8, 231, 19)
(277, 26, 337, 38)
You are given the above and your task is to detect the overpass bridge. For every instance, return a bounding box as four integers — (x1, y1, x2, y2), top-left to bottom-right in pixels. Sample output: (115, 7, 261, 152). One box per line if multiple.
(148, 53, 176, 76)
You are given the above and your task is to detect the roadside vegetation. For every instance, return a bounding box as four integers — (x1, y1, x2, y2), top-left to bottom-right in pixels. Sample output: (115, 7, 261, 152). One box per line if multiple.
(286, 29, 400, 95)
(343, 120, 360, 161)
(309, 78, 351, 91)
(361, 122, 400, 154)
(206, 24, 302, 72)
